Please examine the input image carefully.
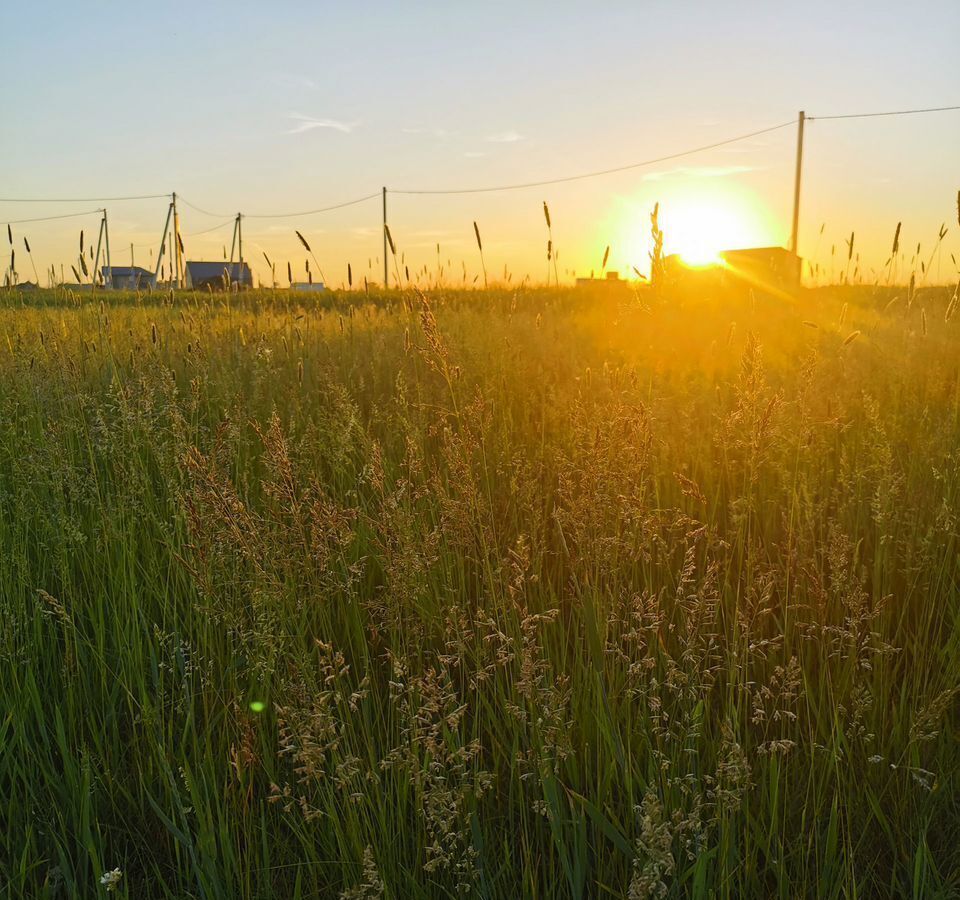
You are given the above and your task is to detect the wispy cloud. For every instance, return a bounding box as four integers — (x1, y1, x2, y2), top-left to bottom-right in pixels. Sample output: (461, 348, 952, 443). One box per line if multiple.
(286, 113, 359, 135)
(485, 130, 524, 143)
(642, 164, 757, 181)
(402, 126, 456, 140)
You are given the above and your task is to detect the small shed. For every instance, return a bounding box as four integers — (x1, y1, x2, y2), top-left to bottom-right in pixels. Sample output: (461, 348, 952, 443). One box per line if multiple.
(104, 266, 156, 290)
(290, 282, 327, 292)
(184, 261, 253, 290)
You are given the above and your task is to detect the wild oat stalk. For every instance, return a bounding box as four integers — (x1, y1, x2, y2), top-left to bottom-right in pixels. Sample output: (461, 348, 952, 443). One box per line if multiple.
(649, 202, 665, 293)
(543, 202, 559, 286)
(473, 221, 487, 288)
(295, 230, 327, 283)
(887, 222, 902, 284)
(383, 223, 402, 288)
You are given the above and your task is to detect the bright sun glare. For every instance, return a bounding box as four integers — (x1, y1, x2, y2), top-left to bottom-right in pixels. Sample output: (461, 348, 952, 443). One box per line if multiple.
(668, 202, 751, 266)
(617, 186, 777, 275)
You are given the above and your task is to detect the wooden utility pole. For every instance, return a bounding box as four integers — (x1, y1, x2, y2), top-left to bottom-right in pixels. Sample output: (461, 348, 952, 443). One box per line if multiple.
(382, 187, 388, 288)
(789, 110, 805, 256)
(171, 192, 181, 288)
(92, 213, 105, 288)
(237, 213, 243, 288)
(154, 201, 173, 285)
(103, 209, 112, 288)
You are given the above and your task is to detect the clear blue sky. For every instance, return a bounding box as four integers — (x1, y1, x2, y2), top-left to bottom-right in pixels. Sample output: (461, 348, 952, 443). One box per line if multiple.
(3, 1, 959, 285)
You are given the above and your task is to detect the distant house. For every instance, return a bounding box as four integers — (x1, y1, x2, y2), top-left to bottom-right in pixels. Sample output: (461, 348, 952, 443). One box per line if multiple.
(290, 282, 327, 292)
(184, 261, 253, 290)
(575, 271, 623, 287)
(103, 266, 156, 290)
(662, 247, 801, 291)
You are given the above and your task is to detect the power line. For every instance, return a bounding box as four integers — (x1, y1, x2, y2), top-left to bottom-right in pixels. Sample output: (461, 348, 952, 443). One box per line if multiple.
(0, 193, 169, 203)
(117, 219, 236, 255)
(5, 208, 104, 225)
(392, 120, 797, 195)
(2, 104, 957, 226)
(245, 193, 381, 219)
(184, 219, 236, 238)
(177, 197, 231, 218)
(178, 192, 381, 220)
(807, 104, 960, 122)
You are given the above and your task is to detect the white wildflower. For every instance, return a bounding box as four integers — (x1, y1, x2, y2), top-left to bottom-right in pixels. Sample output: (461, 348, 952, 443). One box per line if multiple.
(100, 868, 123, 892)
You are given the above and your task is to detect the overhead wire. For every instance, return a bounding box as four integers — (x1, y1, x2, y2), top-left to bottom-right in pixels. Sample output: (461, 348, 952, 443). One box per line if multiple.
(0, 193, 169, 203)
(391, 120, 797, 195)
(177, 192, 381, 220)
(807, 104, 960, 121)
(2, 105, 957, 228)
(5, 208, 104, 225)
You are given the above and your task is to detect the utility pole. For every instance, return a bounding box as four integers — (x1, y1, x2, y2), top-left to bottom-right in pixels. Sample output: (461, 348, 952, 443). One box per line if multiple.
(154, 201, 173, 287)
(382, 187, 388, 289)
(789, 110, 805, 257)
(237, 213, 243, 289)
(103, 209, 112, 289)
(93, 212, 105, 289)
(171, 192, 181, 288)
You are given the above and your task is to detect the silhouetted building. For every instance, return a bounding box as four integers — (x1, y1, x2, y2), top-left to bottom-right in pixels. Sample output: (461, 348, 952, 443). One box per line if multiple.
(575, 271, 623, 287)
(103, 266, 156, 290)
(662, 247, 801, 292)
(184, 261, 253, 290)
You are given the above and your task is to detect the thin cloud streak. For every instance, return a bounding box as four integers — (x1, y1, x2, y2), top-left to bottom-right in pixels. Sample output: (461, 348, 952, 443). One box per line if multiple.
(402, 126, 456, 140)
(285, 113, 360, 135)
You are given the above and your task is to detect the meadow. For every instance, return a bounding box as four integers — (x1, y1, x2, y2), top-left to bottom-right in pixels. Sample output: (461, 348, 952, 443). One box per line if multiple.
(1, 279, 959, 898)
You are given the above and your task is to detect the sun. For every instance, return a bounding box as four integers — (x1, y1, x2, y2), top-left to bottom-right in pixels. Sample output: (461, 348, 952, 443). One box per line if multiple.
(665, 201, 753, 267)
(612, 183, 778, 277)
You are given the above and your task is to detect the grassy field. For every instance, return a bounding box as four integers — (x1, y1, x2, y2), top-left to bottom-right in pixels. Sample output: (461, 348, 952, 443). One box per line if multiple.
(1, 281, 959, 898)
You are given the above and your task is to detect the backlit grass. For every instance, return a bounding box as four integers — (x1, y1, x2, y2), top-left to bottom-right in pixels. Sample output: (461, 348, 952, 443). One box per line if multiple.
(1, 282, 958, 897)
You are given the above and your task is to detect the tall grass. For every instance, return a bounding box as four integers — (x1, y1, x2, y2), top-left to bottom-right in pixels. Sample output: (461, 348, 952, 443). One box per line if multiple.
(0, 282, 958, 898)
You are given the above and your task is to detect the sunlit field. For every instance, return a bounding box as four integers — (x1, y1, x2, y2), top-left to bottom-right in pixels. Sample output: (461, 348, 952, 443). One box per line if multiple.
(2, 280, 959, 898)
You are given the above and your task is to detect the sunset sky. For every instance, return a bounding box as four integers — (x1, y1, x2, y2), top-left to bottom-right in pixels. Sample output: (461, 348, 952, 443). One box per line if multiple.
(3, 1, 959, 286)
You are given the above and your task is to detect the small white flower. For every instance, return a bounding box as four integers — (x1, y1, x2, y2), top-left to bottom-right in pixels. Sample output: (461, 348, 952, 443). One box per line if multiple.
(100, 868, 123, 892)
